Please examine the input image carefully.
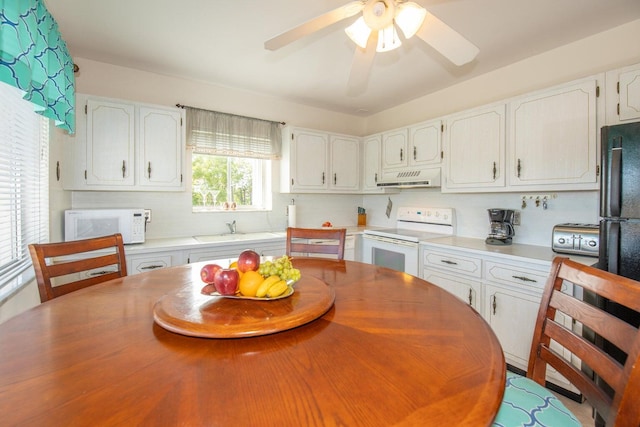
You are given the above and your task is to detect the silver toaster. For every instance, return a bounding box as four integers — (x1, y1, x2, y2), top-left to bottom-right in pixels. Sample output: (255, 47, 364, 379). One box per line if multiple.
(552, 223, 600, 257)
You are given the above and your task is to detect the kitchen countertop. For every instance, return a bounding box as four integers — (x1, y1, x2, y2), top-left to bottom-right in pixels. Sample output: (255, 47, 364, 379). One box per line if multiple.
(124, 226, 367, 255)
(420, 235, 598, 266)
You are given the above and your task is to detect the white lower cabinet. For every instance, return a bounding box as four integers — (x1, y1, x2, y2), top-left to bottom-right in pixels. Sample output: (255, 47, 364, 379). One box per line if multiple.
(186, 241, 286, 264)
(127, 252, 179, 275)
(420, 243, 579, 393)
(421, 247, 482, 311)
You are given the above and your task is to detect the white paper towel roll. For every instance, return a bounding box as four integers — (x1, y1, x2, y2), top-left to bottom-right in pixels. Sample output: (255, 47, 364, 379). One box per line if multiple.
(287, 204, 297, 228)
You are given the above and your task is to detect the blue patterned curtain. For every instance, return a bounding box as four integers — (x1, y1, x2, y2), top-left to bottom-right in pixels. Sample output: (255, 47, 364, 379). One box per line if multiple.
(0, 0, 75, 133)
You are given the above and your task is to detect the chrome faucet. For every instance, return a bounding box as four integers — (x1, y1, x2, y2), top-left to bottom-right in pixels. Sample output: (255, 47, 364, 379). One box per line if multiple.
(226, 220, 237, 234)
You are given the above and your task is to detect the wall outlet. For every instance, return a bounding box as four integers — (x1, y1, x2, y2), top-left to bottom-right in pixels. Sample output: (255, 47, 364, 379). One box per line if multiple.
(144, 209, 152, 223)
(513, 211, 521, 226)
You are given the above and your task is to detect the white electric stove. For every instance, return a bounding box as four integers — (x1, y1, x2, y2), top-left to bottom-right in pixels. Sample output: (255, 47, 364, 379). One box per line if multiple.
(362, 207, 455, 276)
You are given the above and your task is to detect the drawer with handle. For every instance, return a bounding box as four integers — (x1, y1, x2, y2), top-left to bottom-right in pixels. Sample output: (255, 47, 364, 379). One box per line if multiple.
(422, 249, 482, 278)
(484, 260, 548, 291)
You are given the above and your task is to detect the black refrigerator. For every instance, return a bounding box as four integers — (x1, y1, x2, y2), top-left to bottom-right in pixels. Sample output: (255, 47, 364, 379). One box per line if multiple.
(600, 120, 640, 284)
(592, 121, 640, 426)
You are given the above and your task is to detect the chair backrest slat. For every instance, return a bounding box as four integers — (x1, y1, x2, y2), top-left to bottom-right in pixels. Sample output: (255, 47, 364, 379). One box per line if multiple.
(286, 227, 347, 260)
(528, 257, 640, 427)
(29, 234, 128, 303)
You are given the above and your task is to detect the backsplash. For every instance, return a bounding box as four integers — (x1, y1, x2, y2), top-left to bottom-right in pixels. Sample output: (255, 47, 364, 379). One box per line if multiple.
(66, 188, 598, 247)
(362, 189, 599, 247)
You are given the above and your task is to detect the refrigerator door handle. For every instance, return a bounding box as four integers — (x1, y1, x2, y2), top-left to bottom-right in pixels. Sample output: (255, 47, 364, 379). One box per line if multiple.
(609, 221, 620, 275)
(610, 137, 623, 217)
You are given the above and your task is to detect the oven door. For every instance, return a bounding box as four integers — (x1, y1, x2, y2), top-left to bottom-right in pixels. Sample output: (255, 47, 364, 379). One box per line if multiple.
(362, 234, 418, 276)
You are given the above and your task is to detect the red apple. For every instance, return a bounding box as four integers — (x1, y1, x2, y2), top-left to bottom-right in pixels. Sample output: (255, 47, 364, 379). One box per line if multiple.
(200, 263, 222, 284)
(213, 268, 239, 295)
(237, 250, 260, 273)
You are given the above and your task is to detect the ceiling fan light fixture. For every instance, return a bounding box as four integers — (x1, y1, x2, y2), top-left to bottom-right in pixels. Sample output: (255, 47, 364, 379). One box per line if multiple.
(376, 24, 401, 52)
(345, 16, 372, 49)
(395, 2, 427, 39)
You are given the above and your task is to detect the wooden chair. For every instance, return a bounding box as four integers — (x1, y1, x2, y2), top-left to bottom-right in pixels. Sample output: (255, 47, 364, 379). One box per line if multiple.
(29, 234, 128, 303)
(286, 227, 347, 260)
(492, 257, 640, 427)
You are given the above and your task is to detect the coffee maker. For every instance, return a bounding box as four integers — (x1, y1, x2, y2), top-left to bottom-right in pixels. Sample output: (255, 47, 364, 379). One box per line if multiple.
(486, 208, 515, 245)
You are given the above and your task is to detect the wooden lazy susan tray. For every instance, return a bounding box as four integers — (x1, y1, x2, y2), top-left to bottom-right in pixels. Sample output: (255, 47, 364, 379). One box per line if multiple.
(153, 275, 335, 338)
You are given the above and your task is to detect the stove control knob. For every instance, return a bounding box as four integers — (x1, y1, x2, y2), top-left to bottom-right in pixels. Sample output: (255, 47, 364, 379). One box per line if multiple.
(587, 240, 597, 247)
(558, 238, 566, 244)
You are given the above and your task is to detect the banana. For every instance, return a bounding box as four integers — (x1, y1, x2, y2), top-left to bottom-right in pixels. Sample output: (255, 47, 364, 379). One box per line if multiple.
(255, 275, 281, 298)
(266, 280, 289, 298)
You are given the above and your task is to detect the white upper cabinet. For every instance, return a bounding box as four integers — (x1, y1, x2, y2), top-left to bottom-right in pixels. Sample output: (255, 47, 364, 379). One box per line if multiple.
(441, 75, 601, 193)
(381, 119, 441, 172)
(63, 94, 185, 191)
(361, 134, 381, 192)
(137, 106, 184, 189)
(409, 120, 441, 167)
(605, 62, 640, 124)
(280, 127, 360, 193)
(381, 129, 408, 170)
(508, 78, 599, 189)
(86, 99, 135, 186)
(284, 128, 329, 191)
(443, 104, 506, 192)
(329, 134, 360, 192)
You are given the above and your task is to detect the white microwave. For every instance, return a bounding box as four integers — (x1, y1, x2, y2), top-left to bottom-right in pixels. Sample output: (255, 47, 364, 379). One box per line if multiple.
(64, 209, 146, 244)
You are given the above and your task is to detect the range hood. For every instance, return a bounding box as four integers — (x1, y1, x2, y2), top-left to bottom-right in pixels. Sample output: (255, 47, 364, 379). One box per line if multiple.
(376, 168, 441, 188)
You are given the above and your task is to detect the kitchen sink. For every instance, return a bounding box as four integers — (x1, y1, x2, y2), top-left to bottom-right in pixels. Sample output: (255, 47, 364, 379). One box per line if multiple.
(193, 232, 284, 243)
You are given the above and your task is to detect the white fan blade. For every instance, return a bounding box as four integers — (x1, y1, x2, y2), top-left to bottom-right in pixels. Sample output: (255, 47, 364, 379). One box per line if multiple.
(347, 30, 378, 93)
(265, 1, 364, 50)
(415, 12, 479, 66)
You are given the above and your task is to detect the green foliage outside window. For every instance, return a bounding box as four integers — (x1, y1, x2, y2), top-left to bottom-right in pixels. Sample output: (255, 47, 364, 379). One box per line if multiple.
(192, 154, 255, 209)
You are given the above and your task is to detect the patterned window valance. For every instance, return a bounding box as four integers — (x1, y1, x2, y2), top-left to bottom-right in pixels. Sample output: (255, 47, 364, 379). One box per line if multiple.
(0, 0, 75, 133)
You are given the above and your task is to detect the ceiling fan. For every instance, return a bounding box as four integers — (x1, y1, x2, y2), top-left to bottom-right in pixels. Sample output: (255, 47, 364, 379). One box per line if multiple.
(264, 0, 479, 90)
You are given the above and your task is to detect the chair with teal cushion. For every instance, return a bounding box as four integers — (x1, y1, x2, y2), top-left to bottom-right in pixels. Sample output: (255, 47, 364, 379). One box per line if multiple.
(492, 257, 640, 427)
(493, 372, 580, 427)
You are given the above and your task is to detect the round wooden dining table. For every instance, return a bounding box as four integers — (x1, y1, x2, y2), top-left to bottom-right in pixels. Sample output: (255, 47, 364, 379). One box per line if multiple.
(0, 258, 505, 426)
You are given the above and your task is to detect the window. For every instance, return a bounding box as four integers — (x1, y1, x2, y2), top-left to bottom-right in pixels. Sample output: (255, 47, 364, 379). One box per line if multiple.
(185, 107, 281, 212)
(192, 154, 271, 211)
(0, 83, 49, 302)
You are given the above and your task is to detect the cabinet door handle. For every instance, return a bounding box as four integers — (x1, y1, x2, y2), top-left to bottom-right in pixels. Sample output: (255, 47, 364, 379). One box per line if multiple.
(333, 173, 337, 185)
(413, 146, 417, 160)
(440, 259, 458, 265)
(468, 288, 473, 305)
(56, 161, 60, 181)
(122, 160, 126, 178)
(492, 161, 497, 180)
(517, 158, 521, 178)
(322, 172, 325, 184)
(90, 270, 114, 276)
(512, 275, 537, 283)
(141, 264, 164, 270)
(492, 295, 497, 315)
(147, 161, 152, 178)
(374, 172, 378, 183)
(400, 148, 403, 162)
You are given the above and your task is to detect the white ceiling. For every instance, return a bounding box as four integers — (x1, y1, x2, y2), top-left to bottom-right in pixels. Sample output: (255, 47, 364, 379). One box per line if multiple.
(46, 0, 640, 116)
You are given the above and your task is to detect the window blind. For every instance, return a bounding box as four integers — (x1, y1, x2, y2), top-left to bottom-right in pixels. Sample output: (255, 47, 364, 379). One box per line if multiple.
(185, 107, 282, 159)
(0, 82, 49, 300)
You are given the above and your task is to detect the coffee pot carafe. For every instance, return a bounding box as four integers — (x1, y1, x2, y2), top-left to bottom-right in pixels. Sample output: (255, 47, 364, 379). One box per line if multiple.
(485, 208, 515, 245)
